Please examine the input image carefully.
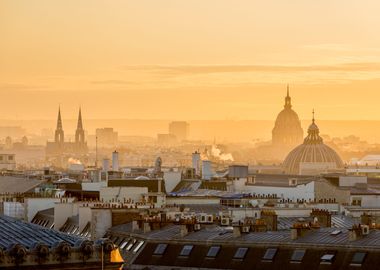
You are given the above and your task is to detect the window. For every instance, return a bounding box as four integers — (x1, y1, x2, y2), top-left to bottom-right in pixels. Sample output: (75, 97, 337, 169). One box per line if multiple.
(8, 155, 13, 161)
(321, 253, 335, 264)
(120, 240, 129, 250)
(133, 241, 145, 253)
(126, 239, 136, 251)
(206, 246, 221, 258)
(291, 249, 306, 263)
(180, 245, 193, 256)
(234, 248, 248, 259)
(351, 252, 366, 266)
(352, 197, 362, 206)
(116, 238, 125, 246)
(262, 248, 277, 261)
(154, 244, 168, 255)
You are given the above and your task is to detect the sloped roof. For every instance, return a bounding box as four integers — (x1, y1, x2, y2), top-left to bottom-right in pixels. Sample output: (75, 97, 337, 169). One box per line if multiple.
(0, 215, 80, 249)
(0, 176, 43, 193)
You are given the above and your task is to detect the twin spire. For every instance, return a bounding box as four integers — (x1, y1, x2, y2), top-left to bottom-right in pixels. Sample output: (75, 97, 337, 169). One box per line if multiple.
(55, 107, 84, 131)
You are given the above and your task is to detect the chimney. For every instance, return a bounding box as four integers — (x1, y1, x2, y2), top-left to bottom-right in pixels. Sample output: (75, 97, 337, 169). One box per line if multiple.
(233, 226, 241, 237)
(311, 209, 331, 227)
(260, 210, 278, 231)
(180, 224, 188, 237)
(290, 223, 311, 240)
(131, 220, 139, 232)
(143, 222, 151, 233)
(349, 224, 369, 241)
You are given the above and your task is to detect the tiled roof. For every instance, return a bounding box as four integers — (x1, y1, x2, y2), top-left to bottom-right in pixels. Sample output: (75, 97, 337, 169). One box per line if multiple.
(0, 214, 80, 249)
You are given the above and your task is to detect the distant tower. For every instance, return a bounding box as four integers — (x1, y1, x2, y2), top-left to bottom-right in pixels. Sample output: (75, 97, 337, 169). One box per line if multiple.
(75, 107, 85, 145)
(272, 85, 303, 147)
(284, 84, 292, 109)
(54, 107, 64, 144)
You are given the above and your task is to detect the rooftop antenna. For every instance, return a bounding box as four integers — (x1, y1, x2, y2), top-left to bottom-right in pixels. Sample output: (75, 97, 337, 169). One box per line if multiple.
(95, 135, 98, 168)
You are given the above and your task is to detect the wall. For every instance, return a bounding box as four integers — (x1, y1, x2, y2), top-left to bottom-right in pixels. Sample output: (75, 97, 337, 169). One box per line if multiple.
(25, 197, 75, 222)
(166, 197, 220, 205)
(91, 209, 112, 240)
(54, 202, 77, 230)
(163, 171, 182, 193)
(243, 181, 315, 201)
(314, 180, 350, 204)
(339, 176, 367, 187)
(100, 187, 147, 203)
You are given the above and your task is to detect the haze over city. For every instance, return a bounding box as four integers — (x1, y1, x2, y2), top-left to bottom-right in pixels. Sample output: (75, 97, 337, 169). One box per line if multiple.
(2, 1, 380, 270)
(2, 0, 380, 121)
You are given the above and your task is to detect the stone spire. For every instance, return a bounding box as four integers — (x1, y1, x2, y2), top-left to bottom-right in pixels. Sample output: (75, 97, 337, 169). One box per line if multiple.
(304, 109, 323, 144)
(55, 106, 64, 144)
(57, 106, 63, 130)
(284, 85, 292, 109)
(77, 107, 83, 130)
(75, 107, 85, 145)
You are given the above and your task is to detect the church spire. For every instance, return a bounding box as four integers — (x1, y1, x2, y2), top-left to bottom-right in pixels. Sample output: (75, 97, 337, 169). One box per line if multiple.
(57, 106, 63, 130)
(284, 85, 292, 109)
(75, 107, 85, 145)
(77, 107, 83, 130)
(55, 106, 64, 144)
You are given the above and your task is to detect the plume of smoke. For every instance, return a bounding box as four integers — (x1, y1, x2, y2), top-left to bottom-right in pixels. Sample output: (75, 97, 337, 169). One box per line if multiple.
(68, 157, 82, 165)
(211, 145, 234, 161)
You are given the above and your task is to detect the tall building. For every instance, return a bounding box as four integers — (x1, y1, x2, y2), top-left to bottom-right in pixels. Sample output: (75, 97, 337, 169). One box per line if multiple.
(283, 111, 344, 175)
(46, 107, 88, 158)
(272, 86, 303, 150)
(169, 121, 189, 141)
(96, 128, 118, 147)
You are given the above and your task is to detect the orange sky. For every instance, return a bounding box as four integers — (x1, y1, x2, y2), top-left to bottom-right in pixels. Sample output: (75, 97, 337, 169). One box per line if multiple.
(1, 0, 380, 120)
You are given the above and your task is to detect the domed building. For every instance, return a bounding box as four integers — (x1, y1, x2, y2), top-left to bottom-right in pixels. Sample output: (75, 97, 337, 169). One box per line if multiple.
(272, 87, 303, 149)
(283, 113, 344, 175)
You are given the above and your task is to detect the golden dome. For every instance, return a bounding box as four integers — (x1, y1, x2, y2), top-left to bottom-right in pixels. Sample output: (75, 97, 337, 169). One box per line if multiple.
(283, 113, 343, 174)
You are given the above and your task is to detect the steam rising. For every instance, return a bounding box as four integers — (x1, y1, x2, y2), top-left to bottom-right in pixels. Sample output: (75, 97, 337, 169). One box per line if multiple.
(211, 145, 234, 161)
(68, 157, 82, 165)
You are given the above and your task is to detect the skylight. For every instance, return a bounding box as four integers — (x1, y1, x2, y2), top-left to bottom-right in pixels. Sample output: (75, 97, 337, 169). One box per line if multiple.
(153, 244, 168, 255)
(291, 249, 306, 262)
(206, 246, 220, 258)
(263, 248, 277, 261)
(321, 253, 335, 264)
(179, 245, 193, 256)
(234, 247, 248, 259)
(351, 252, 366, 266)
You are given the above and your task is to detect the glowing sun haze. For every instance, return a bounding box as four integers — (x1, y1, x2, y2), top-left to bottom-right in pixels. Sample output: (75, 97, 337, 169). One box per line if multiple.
(1, 0, 380, 120)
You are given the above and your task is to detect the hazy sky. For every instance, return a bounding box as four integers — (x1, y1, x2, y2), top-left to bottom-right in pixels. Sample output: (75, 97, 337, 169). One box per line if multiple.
(2, 0, 380, 120)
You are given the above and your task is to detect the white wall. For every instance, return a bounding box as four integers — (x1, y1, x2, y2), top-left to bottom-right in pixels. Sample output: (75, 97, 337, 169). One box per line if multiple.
(78, 206, 92, 232)
(3, 202, 24, 219)
(53, 202, 77, 230)
(163, 171, 182, 192)
(91, 209, 112, 240)
(166, 197, 220, 205)
(25, 198, 75, 222)
(100, 186, 147, 202)
(339, 176, 367, 187)
(243, 181, 315, 201)
(352, 195, 380, 208)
